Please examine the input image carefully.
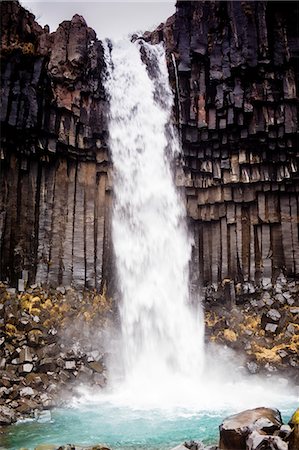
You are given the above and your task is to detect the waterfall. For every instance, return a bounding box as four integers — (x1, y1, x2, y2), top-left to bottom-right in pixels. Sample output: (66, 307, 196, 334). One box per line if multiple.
(74, 39, 296, 412)
(103, 40, 205, 406)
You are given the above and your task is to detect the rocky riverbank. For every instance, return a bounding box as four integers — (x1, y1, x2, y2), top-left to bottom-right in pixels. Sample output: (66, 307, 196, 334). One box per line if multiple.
(0, 283, 114, 426)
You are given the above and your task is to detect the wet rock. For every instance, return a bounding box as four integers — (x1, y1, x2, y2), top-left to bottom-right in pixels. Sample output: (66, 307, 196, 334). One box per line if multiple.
(275, 424, 292, 439)
(56, 286, 66, 294)
(20, 386, 35, 397)
(246, 361, 259, 374)
(266, 309, 281, 322)
(35, 409, 52, 423)
(246, 430, 287, 450)
(0, 405, 16, 424)
(65, 360, 76, 370)
(219, 407, 282, 450)
(88, 360, 104, 373)
(19, 363, 34, 374)
(20, 346, 33, 362)
(265, 323, 278, 333)
(39, 357, 57, 373)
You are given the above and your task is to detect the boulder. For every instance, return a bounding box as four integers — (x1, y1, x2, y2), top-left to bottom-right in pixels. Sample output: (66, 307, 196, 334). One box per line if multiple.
(246, 430, 288, 450)
(219, 407, 282, 450)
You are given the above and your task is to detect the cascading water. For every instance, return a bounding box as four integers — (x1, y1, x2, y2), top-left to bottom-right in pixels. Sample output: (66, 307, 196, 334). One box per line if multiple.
(103, 40, 204, 405)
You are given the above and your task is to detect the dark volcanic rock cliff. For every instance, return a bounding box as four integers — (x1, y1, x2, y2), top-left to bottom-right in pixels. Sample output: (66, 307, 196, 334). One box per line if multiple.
(1, 0, 299, 294)
(147, 0, 299, 294)
(1, 1, 112, 291)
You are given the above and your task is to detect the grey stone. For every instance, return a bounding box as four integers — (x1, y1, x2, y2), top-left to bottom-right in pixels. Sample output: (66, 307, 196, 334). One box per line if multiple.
(35, 409, 52, 423)
(247, 361, 259, 374)
(65, 360, 76, 370)
(275, 294, 285, 305)
(264, 363, 277, 372)
(286, 324, 296, 334)
(20, 386, 35, 397)
(265, 323, 278, 333)
(56, 286, 66, 294)
(277, 349, 288, 358)
(266, 309, 281, 322)
(6, 288, 16, 295)
(19, 363, 34, 373)
(20, 346, 33, 363)
(0, 357, 6, 369)
(18, 279, 25, 291)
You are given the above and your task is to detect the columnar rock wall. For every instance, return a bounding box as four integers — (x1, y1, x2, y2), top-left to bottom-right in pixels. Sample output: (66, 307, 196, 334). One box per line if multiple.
(149, 1, 299, 287)
(0, 1, 112, 290)
(1, 1, 298, 292)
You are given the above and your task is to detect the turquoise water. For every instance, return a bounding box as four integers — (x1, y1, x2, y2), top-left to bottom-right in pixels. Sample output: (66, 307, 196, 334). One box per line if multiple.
(3, 404, 295, 450)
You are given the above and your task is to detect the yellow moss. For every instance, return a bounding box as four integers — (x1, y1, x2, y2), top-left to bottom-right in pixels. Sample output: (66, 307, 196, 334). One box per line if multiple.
(251, 344, 282, 363)
(30, 307, 41, 316)
(52, 305, 60, 314)
(2, 40, 35, 56)
(223, 329, 238, 342)
(59, 303, 70, 314)
(83, 311, 92, 322)
(28, 329, 42, 338)
(205, 312, 218, 327)
(92, 283, 112, 312)
(5, 324, 17, 335)
(290, 409, 299, 425)
(43, 319, 54, 328)
(239, 315, 261, 333)
(42, 299, 53, 309)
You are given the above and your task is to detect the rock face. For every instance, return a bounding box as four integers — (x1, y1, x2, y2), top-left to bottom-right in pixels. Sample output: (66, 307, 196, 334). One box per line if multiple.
(1, 0, 298, 295)
(0, 1, 112, 291)
(147, 0, 299, 293)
